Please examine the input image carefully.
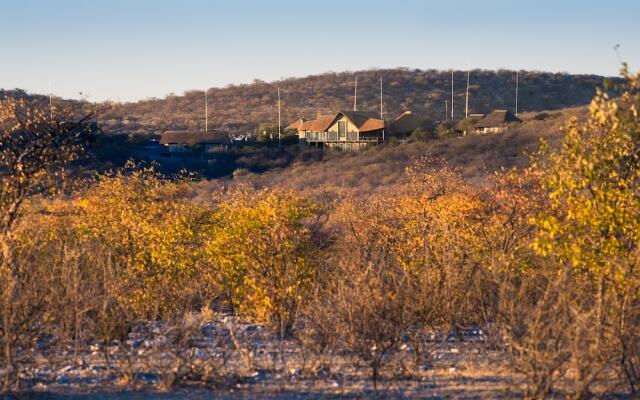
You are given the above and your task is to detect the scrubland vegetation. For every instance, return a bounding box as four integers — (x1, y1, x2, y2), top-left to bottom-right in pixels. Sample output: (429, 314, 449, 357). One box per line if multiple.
(1, 68, 613, 136)
(1, 68, 640, 398)
(98, 69, 611, 135)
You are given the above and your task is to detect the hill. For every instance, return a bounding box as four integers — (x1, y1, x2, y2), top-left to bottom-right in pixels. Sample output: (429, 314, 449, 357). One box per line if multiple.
(194, 105, 588, 198)
(94, 68, 611, 134)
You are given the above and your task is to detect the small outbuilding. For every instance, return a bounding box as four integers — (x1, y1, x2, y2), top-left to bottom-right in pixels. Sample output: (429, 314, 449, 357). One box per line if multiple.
(388, 111, 432, 138)
(454, 113, 485, 136)
(473, 110, 522, 134)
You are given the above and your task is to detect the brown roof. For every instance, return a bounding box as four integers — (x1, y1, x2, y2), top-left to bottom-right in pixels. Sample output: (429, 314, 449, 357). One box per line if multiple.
(285, 118, 306, 131)
(160, 130, 230, 145)
(331, 111, 385, 133)
(299, 115, 335, 132)
(454, 114, 486, 131)
(388, 111, 426, 135)
(293, 111, 385, 133)
(474, 110, 522, 128)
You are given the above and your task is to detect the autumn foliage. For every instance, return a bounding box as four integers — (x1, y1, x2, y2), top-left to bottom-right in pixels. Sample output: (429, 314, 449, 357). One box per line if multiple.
(1, 69, 640, 397)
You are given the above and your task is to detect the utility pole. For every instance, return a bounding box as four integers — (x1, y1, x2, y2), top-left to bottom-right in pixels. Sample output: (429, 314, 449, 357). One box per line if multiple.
(515, 70, 519, 116)
(48, 81, 53, 119)
(277, 87, 281, 147)
(204, 90, 208, 131)
(451, 70, 454, 119)
(379, 76, 385, 141)
(353, 75, 358, 111)
(445, 100, 448, 121)
(379, 76, 383, 119)
(465, 70, 470, 119)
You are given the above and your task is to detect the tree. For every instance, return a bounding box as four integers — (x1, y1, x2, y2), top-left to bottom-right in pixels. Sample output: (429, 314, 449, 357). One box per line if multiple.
(513, 65, 640, 397)
(0, 98, 92, 390)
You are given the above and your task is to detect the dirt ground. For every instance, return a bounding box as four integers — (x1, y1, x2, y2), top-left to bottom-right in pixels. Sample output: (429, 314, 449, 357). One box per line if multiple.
(3, 315, 525, 399)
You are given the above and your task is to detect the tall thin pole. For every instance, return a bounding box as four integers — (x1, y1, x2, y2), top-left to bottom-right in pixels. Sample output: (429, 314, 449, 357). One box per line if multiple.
(380, 77, 385, 141)
(354, 76, 358, 112)
(204, 90, 208, 131)
(277, 87, 281, 147)
(49, 81, 53, 119)
(48, 81, 53, 119)
(379, 76, 383, 119)
(353, 75, 358, 111)
(451, 70, 454, 119)
(445, 100, 448, 121)
(465, 70, 470, 119)
(515, 70, 519, 116)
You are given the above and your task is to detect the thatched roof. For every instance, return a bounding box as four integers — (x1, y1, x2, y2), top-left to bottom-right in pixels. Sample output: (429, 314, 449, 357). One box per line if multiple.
(474, 110, 521, 128)
(160, 130, 230, 145)
(388, 111, 426, 135)
(454, 113, 485, 131)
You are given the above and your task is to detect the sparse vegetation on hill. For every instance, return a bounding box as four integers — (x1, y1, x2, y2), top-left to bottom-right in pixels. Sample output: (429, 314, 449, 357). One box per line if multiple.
(215, 106, 587, 194)
(2, 68, 615, 136)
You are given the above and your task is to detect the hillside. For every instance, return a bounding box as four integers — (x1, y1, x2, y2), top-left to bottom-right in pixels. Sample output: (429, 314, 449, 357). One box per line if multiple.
(0, 85, 591, 183)
(94, 68, 610, 134)
(195, 105, 588, 197)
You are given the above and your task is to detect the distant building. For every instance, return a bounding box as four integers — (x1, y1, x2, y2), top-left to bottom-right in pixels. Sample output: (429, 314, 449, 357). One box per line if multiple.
(159, 130, 230, 153)
(288, 111, 386, 150)
(388, 111, 431, 138)
(295, 115, 335, 141)
(454, 113, 485, 136)
(473, 110, 522, 134)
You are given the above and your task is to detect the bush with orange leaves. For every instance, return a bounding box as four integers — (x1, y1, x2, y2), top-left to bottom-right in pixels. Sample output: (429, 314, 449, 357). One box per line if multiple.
(70, 163, 216, 319)
(206, 187, 320, 335)
(299, 159, 542, 386)
(3, 163, 217, 345)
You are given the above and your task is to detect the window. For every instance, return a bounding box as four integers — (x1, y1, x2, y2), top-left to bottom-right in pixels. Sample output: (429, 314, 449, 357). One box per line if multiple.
(338, 121, 346, 138)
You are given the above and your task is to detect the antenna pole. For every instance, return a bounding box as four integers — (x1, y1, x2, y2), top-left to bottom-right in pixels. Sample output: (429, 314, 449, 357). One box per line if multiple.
(277, 87, 281, 147)
(445, 100, 448, 121)
(48, 81, 53, 119)
(353, 75, 357, 111)
(204, 90, 208, 131)
(465, 70, 470, 119)
(515, 70, 519, 116)
(451, 70, 454, 119)
(379, 76, 383, 119)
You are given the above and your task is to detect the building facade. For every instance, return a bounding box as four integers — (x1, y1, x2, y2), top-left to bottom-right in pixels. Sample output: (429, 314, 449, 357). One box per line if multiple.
(290, 111, 385, 150)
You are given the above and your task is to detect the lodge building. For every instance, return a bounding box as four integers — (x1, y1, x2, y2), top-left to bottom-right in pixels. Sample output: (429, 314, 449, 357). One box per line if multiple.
(286, 110, 433, 150)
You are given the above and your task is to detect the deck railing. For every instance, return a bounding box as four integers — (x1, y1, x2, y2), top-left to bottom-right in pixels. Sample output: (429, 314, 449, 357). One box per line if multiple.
(304, 131, 379, 143)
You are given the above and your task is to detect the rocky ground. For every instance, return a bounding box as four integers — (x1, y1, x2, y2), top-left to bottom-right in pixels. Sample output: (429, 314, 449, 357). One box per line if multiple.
(3, 315, 522, 399)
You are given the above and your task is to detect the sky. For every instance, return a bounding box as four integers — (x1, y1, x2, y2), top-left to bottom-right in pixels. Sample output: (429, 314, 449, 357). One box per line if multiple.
(1, 0, 638, 102)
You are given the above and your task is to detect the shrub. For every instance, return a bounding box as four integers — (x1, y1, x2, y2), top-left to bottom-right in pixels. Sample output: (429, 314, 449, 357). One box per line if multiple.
(72, 163, 215, 319)
(206, 188, 319, 335)
(501, 66, 640, 398)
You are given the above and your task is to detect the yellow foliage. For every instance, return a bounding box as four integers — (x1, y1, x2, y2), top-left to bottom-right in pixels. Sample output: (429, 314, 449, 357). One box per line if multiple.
(532, 66, 640, 289)
(24, 164, 216, 319)
(206, 187, 318, 333)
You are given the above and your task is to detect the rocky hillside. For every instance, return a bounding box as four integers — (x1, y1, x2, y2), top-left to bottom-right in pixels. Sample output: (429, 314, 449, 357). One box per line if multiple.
(1, 68, 615, 136)
(92, 68, 614, 134)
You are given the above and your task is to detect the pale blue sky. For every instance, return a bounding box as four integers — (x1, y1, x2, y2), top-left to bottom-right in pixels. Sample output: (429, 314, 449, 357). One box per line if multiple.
(1, 0, 638, 102)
